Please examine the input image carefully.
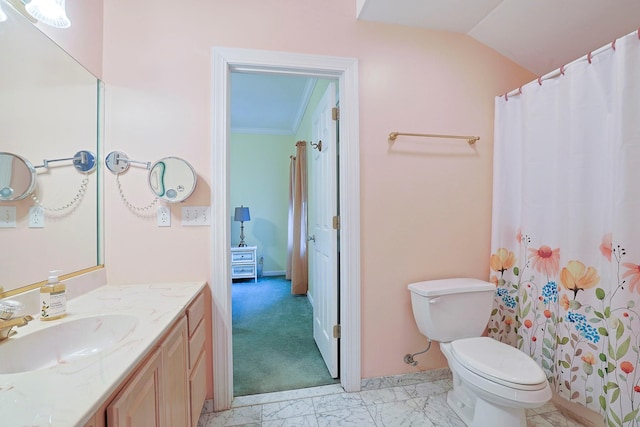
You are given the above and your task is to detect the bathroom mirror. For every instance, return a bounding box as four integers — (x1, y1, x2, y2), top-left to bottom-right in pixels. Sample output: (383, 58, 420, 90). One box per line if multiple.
(0, 3, 101, 294)
(148, 157, 197, 203)
(0, 153, 37, 201)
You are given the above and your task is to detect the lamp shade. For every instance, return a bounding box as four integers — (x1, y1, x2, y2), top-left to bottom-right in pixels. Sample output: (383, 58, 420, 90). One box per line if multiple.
(234, 206, 250, 222)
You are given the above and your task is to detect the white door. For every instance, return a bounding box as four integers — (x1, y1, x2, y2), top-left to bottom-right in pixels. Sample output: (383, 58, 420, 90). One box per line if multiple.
(309, 82, 339, 378)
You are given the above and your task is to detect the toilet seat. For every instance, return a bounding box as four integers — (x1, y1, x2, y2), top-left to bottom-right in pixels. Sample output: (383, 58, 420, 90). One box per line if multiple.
(451, 337, 548, 391)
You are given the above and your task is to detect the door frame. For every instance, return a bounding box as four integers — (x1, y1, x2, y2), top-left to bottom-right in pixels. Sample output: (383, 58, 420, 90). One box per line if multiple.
(210, 47, 361, 411)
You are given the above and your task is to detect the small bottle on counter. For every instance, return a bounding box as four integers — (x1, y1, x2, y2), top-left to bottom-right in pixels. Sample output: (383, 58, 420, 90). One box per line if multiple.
(40, 270, 67, 321)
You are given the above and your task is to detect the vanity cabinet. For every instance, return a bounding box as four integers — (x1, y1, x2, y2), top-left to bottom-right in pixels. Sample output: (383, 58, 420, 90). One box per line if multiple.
(108, 316, 188, 426)
(84, 289, 208, 427)
(186, 290, 207, 427)
(107, 348, 164, 426)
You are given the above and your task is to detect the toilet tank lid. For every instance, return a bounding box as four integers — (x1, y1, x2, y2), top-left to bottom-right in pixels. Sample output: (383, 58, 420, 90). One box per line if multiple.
(408, 278, 494, 297)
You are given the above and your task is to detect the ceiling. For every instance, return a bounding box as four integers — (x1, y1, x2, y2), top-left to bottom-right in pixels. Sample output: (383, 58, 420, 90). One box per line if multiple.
(357, 0, 640, 76)
(232, 0, 640, 135)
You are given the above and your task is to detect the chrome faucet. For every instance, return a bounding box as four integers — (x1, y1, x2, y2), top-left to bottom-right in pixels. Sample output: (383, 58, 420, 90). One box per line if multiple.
(0, 300, 33, 341)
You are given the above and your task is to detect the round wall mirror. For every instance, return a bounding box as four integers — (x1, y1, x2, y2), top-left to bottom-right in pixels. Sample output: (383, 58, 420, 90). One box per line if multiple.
(0, 152, 37, 201)
(148, 157, 197, 203)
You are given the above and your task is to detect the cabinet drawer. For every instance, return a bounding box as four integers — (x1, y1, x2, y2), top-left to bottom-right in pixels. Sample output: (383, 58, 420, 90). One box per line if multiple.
(189, 319, 206, 370)
(231, 251, 255, 262)
(189, 350, 207, 427)
(231, 265, 255, 277)
(187, 291, 205, 337)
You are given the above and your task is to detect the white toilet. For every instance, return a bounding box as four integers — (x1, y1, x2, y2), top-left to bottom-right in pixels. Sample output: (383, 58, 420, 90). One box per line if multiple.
(408, 278, 551, 427)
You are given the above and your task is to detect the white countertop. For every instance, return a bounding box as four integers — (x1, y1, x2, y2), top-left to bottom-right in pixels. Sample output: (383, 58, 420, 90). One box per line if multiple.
(0, 281, 206, 427)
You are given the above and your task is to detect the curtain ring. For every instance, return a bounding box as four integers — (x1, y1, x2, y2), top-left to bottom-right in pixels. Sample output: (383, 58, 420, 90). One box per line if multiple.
(504, 92, 508, 101)
(587, 51, 592, 64)
(611, 40, 616, 51)
(560, 64, 566, 75)
(310, 140, 322, 152)
(538, 76, 543, 86)
(518, 86, 523, 95)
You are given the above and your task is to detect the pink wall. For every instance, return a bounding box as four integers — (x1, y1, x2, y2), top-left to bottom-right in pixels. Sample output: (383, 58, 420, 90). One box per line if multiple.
(102, 0, 535, 379)
(37, 0, 103, 78)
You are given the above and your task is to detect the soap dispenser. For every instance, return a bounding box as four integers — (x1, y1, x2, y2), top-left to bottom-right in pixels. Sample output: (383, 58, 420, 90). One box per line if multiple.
(40, 270, 67, 321)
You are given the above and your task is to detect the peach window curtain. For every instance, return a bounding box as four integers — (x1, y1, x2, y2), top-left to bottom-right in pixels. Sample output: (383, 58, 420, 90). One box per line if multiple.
(286, 141, 308, 294)
(489, 30, 640, 425)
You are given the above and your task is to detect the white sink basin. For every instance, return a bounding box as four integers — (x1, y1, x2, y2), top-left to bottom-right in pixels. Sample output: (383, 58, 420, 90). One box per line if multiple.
(0, 314, 139, 374)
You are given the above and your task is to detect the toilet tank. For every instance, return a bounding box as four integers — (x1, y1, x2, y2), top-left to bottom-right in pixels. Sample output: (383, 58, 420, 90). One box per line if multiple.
(408, 278, 495, 342)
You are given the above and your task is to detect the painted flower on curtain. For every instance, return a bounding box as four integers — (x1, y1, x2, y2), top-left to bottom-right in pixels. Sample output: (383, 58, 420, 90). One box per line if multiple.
(560, 260, 600, 299)
(529, 245, 561, 277)
(489, 233, 640, 426)
(491, 248, 517, 278)
(622, 262, 640, 293)
(489, 247, 520, 340)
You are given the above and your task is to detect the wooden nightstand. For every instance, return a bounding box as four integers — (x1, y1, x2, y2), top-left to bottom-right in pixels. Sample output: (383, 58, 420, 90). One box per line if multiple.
(230, 246, 257, 283)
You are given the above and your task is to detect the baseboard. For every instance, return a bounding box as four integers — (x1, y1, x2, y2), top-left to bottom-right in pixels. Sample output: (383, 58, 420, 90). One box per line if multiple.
(262, 270, 286, 277)
(551, 391, 604, 427)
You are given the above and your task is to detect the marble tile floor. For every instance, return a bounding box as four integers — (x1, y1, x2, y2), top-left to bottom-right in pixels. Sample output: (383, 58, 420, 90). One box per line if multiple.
(197, 369, 586, 427)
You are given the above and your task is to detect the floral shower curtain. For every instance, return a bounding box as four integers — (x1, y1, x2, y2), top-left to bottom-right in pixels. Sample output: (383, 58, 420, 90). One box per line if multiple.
(489, 31, 640, 426)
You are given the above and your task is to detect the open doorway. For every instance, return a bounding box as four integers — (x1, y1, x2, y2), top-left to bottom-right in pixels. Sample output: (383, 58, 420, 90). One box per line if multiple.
(211, 47, 361, 411)
(229, 74, 339, 395)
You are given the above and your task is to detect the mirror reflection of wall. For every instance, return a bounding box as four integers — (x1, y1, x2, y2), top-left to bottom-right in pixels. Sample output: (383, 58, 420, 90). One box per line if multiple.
(0, 3, 101, 295)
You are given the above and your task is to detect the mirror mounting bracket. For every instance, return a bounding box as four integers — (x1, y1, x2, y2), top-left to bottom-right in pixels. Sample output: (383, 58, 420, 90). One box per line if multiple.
(105, 151, 151, 174)
(34, 150, 97, 173)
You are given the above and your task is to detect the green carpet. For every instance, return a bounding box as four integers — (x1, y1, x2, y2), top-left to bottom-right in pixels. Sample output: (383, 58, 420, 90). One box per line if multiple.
(232, 276, 338, 396)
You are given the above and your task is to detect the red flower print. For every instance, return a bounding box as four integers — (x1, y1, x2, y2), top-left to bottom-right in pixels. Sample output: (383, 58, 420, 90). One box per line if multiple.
(516, 229, 522, 244)
(635, 386, 640, 393)
(622, 263, 640, 293)
(532, 336, 537, 342)
(528, 245, 560, 276)
(524, 319, 533, 328)
(600, 233, 612, 262)
(505, 316, 513, 326)
(624, 312, 629, 318)
(621, 361, 634, 374)
(543, 310, 552, 318)
(581, 353, 596, 365)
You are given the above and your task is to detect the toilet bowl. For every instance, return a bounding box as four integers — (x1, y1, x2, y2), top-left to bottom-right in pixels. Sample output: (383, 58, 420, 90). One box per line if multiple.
(408, 278, 552, 427)
(441, 338, 551, 426)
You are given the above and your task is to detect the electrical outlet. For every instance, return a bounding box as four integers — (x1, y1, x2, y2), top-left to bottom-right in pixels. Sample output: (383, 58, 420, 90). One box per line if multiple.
(0, 206, 17, 228)
(157, 206, 171, 227)
(181, 206, 211, 226)
(29, 206, 45, 228)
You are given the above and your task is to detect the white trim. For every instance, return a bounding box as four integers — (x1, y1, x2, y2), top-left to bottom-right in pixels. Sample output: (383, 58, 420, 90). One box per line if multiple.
(211, 47, 361, 411)
(262, 270, 286, 277)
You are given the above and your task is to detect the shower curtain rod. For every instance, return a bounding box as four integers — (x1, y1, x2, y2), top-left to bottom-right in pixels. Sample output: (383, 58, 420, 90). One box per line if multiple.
(388, 132, 480, 145)
(503, 29, 639, 100)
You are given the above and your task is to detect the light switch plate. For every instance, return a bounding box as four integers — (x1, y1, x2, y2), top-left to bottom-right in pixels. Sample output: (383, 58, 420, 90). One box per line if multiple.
(29, 206, 45, 228)
(0, 206, 17, 228)
(181, 206, 211, 226)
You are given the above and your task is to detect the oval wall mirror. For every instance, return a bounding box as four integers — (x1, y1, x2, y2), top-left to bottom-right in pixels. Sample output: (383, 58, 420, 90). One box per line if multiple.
(0, 152, 37, 201)
(148, 157, 197, 203)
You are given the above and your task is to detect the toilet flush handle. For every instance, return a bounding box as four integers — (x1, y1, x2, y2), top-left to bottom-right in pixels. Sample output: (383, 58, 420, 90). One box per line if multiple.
(429, 297, 440, 304)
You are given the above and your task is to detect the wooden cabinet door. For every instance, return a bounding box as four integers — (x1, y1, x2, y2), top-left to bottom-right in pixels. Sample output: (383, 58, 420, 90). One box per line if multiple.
(162, 316, 189, 427)
(107, 348, 164, 427)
